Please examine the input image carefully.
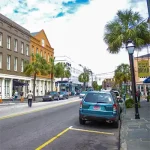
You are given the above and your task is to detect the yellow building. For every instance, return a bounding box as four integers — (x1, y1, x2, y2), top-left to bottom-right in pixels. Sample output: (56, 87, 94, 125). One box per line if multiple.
(134, 54, 150, 95)
(30, 29, 54, 96)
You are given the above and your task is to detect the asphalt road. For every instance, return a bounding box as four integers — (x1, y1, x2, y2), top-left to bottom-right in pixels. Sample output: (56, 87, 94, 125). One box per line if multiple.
(0, 98, 119, 150)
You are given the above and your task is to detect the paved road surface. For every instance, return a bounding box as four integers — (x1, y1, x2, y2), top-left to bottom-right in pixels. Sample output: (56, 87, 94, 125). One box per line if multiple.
(0, 98, 119, 150)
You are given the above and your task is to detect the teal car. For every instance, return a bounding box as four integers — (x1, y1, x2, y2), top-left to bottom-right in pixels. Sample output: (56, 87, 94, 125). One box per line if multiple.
(79, 91, 120, 128)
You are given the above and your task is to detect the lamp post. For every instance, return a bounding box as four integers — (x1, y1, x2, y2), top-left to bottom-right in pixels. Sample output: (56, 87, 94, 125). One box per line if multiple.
(147, 0, 150, 30)
(126, 39, 140, 119)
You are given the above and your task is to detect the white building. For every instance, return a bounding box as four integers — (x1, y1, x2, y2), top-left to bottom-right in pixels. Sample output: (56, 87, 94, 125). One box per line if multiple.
(54, 56, 83, 85)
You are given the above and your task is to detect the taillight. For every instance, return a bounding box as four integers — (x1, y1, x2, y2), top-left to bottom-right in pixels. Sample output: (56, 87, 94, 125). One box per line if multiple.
(80, 101, 82, 108)
(113, 104, 117, 112)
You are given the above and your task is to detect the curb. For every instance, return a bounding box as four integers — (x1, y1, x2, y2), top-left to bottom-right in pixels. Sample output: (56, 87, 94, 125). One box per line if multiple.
(120, 111, 127, 150)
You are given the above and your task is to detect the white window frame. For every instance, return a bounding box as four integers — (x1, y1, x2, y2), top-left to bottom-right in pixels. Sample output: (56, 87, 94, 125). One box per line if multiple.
(14, 39, 18, 51)
(14, 57, 18, 71)
(26, 45, 29, 56)
(42, 39, 45, 47)
(21, 42, 24, 54)
(0, 33, 2, 47)
(7, 36, 11, 49)
(21, 59, 24, 72)
(7, 55, 11, 70)
(0, 53, 2, 69)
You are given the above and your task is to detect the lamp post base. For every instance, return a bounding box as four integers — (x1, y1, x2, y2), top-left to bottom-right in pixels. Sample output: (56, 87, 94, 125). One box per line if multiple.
(135, 113, 140, 119)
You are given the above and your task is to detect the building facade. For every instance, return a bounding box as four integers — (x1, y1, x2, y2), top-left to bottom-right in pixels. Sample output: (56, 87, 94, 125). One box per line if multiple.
(102, 78, 115, 90)
(134, 54, 150, 95)
(0, 13, 32, 99)
(30, 30, 54, 96)
(54, 56, 83, 92)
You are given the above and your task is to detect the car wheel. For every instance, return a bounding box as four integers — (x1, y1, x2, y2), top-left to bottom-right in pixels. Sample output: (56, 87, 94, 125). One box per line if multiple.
(79, 118, 86, 125)
(113, 120, 119, 128)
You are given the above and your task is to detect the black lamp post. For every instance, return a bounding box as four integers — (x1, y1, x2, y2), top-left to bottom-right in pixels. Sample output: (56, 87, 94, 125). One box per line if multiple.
(126, 39, 140, 119)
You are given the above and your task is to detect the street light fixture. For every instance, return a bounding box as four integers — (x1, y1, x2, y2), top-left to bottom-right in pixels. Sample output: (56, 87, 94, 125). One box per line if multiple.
(126, 39, 140, 119)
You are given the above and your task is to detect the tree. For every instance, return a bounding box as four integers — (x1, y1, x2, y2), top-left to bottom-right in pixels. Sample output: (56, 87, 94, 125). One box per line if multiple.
(104, 9, 150, 54)
(78, 72, 89, 90)
(114, 63, 131, 88)
(92, 81, 99, 91)
(48, 57, 55, 91)
(24, 53, 50, 101)
(54, 62, 71, 81)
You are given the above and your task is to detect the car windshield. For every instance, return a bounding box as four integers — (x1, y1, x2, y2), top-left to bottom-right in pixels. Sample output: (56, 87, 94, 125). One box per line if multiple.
(81, 91, 87, 94)
(114, 91, 119, 96)
(60, 92, 65, 94)
(84, 93, 113, 103)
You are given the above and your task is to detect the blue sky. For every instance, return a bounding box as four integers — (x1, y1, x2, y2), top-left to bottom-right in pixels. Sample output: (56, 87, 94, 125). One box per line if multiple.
(0, 0, 148, 77)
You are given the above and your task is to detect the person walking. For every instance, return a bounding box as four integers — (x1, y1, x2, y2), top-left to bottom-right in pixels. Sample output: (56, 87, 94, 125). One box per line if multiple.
(27, 90, 33, 107)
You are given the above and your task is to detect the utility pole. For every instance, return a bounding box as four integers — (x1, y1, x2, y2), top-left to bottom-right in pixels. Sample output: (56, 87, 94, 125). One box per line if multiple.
(147, 0, 150, 29)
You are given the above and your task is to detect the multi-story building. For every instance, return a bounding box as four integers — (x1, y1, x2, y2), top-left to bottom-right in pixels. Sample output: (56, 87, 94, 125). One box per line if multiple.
(0, 13, 31, 99)
(102, 78, 115, 90)
(30, 30, 54, 96)
(54, 56, 83, 92)
(134, 54, 150, 95)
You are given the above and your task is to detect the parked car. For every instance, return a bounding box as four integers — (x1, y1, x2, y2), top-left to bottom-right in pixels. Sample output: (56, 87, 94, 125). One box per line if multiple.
(59, 91, 69, 100)
(118, 97, 125, 112)
(112, 90, 121, 99)
(79, 91, 87, 98)
(79, 91, 120, 128)
(43, 91, 60, 101)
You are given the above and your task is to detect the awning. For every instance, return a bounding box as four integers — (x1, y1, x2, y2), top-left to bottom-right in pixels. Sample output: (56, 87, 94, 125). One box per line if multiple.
(143, 77, 150, 83)
(13, 80, 29, 86)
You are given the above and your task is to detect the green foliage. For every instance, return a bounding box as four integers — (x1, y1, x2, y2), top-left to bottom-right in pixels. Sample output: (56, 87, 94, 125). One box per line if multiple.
(54, 62, 71, 80)
(92, 81, 99, 91)
(104, 9, 150, 54)
(78, 72, 89, 83)
(125, 98, 134, 108)
(114, 63, 131, 87)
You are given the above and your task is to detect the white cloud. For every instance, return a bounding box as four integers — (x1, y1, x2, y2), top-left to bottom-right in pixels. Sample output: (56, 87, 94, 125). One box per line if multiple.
(0, 0, 148, 77)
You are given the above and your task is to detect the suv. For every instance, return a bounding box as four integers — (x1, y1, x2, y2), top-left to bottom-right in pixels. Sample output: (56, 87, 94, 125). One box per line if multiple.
(43, 91, 60, 101)
(79, 91, 120, 128)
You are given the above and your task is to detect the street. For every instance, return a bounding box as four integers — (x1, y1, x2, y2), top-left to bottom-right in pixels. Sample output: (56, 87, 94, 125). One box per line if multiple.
(0, 97, 119, 150)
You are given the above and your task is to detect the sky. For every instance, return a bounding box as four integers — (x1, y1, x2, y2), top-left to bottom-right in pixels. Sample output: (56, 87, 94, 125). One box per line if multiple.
(0, 0, 148, 78)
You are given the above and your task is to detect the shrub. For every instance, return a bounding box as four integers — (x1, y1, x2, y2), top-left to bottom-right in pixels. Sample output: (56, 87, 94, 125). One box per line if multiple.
(125, 98, 134, 108)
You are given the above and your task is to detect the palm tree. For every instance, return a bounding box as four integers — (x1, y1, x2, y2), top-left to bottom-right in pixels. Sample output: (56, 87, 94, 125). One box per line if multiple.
(78, 72, 89, 90)
(24, 53, 50, 101)
(49, 57, 55, 91)
(104, 9, 150, 53)
(114, 63, 131, 88)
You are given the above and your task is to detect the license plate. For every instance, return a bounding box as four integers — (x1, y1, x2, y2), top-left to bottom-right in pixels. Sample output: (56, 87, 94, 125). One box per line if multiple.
(93, 106, 100, 110)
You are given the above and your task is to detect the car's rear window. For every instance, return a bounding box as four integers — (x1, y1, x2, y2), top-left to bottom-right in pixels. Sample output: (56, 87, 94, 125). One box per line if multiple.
(84, 93, 113, 103)
(114, 91, 119, 96)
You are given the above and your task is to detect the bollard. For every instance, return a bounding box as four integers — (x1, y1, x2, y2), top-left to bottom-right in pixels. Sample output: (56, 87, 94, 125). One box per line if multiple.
(0, 95, 3, 103)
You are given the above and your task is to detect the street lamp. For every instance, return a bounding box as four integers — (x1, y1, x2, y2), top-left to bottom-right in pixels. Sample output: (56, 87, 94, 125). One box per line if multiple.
(126, 39, 140, 119)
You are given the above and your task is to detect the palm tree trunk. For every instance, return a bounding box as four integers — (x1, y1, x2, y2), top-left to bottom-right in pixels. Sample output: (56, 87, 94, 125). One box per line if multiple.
(83, 82, 86, 90)
(33, 73, 36, 101)
(51, 76, 53, 91)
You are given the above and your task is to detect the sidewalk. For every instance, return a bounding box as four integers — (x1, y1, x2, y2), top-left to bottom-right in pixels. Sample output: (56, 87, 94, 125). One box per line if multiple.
(120, 100, 150, 150)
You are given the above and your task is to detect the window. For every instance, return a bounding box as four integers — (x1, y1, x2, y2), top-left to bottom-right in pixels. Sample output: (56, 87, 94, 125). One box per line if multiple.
(36, 48, 38, 54)
(40, 50, 42, 56)
(32, 46, 34, 53)
(7, 36, 11, 49)
(0, 33, 2, 46)
(14, 39, 18, 51)
(21, 59, 24, 72)
(14, 57, 18, 71)
(84, 93, 113, 103)
(42, 39, 45, 47)
(0, 53, 2, 68)
(21, 42, 24, 54)
(7, 55, 11, 70)
(26, 45, 29, 55)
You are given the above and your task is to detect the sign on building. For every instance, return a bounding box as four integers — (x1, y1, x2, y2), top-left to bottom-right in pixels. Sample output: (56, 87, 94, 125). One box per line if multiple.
(138, 60, 149, 77)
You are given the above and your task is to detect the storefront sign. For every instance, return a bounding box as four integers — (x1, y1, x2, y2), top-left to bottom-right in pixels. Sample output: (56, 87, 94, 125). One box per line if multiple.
(138, 60, 149, 77)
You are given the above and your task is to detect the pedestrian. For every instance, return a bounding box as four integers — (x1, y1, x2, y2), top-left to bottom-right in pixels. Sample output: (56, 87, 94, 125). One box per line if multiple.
(27, 90, 33, 107)
(14, 90, 18, 101)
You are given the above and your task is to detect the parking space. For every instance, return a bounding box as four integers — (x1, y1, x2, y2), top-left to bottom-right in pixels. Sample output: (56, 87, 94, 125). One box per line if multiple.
(36, 121, 119, 150)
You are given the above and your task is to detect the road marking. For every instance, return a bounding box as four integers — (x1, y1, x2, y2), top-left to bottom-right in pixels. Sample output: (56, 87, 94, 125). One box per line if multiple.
(69, 127, 114, 135)
(0, 100, 80, 121)
(35, 126, 71, 150)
